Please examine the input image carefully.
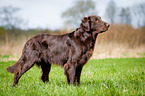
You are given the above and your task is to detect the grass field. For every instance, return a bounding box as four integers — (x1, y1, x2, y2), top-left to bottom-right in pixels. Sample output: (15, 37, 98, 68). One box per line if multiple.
(0, 58, 145, 96)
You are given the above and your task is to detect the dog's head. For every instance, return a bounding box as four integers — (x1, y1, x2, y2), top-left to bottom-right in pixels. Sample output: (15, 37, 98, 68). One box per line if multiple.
(80, 15, 110, 33)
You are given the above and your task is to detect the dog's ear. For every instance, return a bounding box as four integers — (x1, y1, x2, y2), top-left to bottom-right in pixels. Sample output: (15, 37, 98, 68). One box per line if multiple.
(88, 16, 97, 30)
(80, 17, 90, 31)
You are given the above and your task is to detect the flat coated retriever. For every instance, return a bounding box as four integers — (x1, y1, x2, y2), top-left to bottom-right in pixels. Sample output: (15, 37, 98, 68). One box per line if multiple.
(7, 15, 110, 86)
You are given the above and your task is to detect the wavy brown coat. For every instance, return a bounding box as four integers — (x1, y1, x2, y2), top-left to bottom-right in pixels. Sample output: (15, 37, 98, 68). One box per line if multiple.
(7, 15, 110, 86)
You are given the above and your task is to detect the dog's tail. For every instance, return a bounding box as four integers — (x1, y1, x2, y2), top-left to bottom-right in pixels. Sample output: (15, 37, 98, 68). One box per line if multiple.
(7, 59, 22, 74)
(7, 62, 18, 73)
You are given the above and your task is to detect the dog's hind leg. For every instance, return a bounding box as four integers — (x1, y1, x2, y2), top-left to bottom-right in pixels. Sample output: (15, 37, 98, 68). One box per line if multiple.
(13, 60, 35, 87)
(39, 61, 51, 83)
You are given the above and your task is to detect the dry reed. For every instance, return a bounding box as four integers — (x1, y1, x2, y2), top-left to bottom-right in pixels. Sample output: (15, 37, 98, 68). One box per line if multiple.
(0, 24, 145, 60)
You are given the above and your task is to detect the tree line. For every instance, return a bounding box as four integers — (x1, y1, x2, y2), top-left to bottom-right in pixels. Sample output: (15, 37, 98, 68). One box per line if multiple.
(0, 0, 145, 36)
(105, 1, 145, 28)
(62, 0, 145, 28)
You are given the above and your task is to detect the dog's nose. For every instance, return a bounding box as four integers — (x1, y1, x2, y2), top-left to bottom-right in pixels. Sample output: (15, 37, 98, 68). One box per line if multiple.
(106, 23, 110, 27)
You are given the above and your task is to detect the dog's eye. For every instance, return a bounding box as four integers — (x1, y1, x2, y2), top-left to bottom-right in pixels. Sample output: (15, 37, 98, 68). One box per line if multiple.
(96, 20, 99, 23)
(95, 18, 99, 22)
(95, 18, 98, 21)
(84, 17, 88, 21)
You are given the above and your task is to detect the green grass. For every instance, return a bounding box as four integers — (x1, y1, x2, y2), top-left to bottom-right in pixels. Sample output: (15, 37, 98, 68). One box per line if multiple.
(0, 58, 145, 96)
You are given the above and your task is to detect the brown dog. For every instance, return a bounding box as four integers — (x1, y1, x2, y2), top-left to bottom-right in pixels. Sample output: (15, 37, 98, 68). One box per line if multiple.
(7, 15, 110, 86)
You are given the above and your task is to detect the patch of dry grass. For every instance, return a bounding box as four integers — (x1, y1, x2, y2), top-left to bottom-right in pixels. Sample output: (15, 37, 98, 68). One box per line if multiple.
(0, 24, 145, 60)
(92, 44, 145, 59)
(92, 24, 145, 59)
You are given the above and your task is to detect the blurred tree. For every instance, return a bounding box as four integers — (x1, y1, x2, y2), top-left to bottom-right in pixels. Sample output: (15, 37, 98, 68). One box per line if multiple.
(132, 3, 145, 27)
(62, 0, 97, 29)
(105, 0, 117, 24)
(0, 6, 23, 46)
(119, 7, 131, 25)
(0, 6, 23, 31)
(0, 27, 6, 40)
(119, 8, 126, 24)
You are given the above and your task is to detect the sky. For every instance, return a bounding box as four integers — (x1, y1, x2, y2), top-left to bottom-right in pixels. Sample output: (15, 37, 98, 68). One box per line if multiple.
(0, 0, 145, 30)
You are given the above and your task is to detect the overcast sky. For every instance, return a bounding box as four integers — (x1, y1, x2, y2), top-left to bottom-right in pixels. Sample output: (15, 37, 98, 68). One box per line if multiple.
(0, 0, 145, 30)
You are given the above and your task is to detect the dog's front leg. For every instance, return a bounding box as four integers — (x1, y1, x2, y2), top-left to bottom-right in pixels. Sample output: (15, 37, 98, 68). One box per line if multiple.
(68, 64, 76, 85)
(75, 66, 83, 85)
(64, 63, 77, 85)
(67, 65, 76, 84)
(64, 64, 70, 84)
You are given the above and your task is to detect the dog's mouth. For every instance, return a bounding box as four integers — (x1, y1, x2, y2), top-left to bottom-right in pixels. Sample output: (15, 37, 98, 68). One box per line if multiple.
(100, 25, 110, 33)
(94, 26, 110, 34)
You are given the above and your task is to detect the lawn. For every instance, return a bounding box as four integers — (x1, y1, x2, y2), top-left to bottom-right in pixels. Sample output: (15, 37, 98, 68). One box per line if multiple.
(0, 58, 145, 96)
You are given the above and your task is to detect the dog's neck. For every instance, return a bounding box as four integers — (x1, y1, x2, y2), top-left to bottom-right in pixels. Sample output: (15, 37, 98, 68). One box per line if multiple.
(73, 27, 98, 50)
(74, 27, 98, 41)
